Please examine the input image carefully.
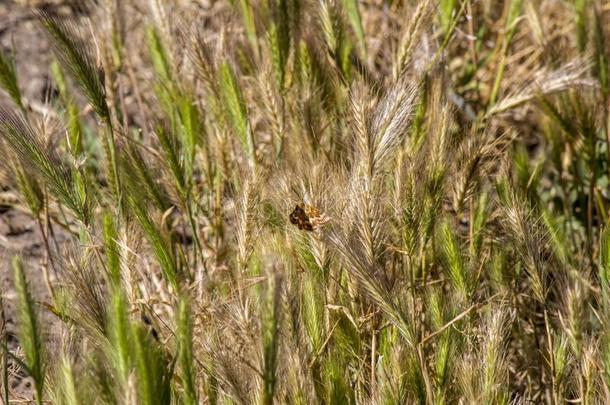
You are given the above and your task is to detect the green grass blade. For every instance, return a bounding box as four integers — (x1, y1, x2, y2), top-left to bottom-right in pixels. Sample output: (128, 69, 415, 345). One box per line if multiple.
(57, 354, 81, 405)
(108, 289, 131, 388)
(0, 48, 24, 111)
(340, 0, 366, 57)
(12, 256, 45, 405)
(0, 109, 87, 222)
(177, 297, 197, 405)
(37, 10, 109, 121)
(440, 221, 469, 301)
(103, 213, 121, 288)
(128, 197, 178, 288)
(133, 323, 172, 405)
(218, 61, 255, 166)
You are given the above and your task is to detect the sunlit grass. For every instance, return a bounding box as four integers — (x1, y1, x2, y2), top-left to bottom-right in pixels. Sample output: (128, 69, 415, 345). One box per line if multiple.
(0, 1, 609, 403)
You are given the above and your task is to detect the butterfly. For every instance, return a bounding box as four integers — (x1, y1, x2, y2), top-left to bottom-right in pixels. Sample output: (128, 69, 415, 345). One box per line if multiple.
(289, 203, 330, 231)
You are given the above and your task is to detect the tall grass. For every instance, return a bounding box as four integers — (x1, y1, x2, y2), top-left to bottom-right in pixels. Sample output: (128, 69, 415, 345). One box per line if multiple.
(0, 0, 609, 403)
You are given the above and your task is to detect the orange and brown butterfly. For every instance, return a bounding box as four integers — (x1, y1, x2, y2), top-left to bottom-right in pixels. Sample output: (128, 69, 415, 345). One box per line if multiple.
(289, 203, 330, 231)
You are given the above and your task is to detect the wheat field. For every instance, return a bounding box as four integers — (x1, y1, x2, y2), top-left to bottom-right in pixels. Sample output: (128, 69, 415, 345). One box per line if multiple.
(0, 0, 609, 404)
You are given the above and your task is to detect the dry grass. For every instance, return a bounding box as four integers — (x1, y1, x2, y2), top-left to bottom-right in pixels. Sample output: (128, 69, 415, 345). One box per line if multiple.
(0, 0, 609, 403)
